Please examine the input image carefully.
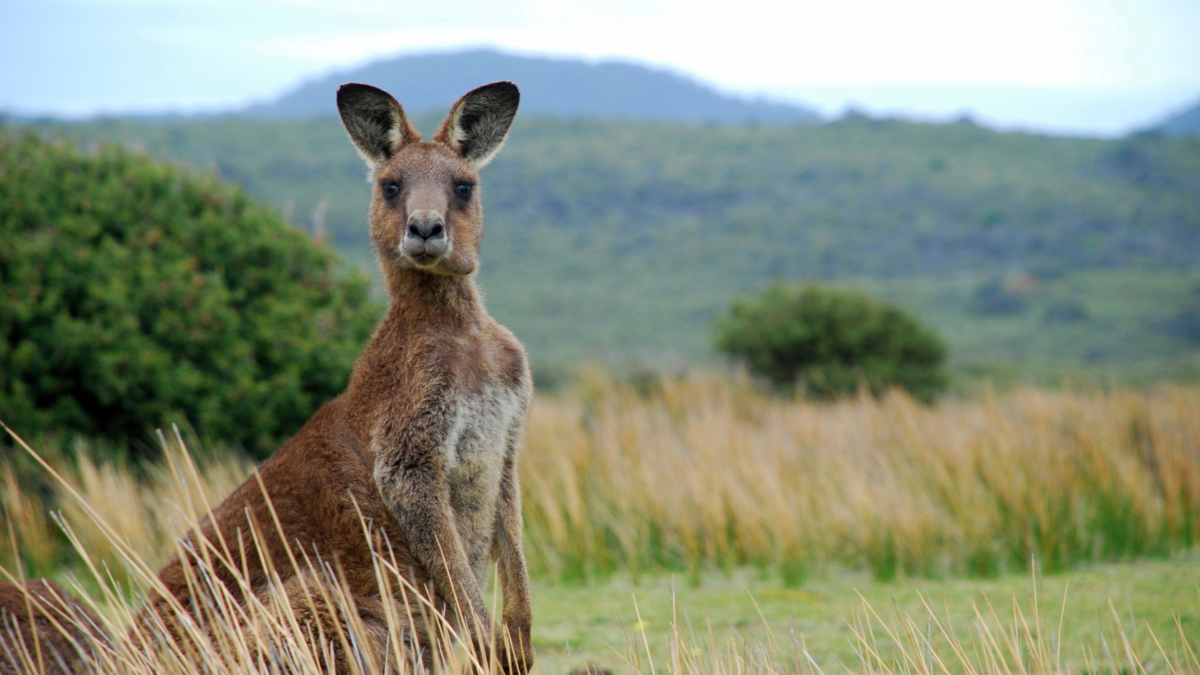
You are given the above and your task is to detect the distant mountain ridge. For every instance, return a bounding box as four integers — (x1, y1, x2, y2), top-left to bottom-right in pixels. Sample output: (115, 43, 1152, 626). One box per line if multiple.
(242, 49, 820, 125)
(1155, 98, 1200, 137)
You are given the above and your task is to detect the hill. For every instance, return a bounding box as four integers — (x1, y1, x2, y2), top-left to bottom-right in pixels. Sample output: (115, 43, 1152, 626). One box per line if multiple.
(241, 49, 820, 124)
(1156, 97, 1200, 137)
(24, 114, 1200, 385)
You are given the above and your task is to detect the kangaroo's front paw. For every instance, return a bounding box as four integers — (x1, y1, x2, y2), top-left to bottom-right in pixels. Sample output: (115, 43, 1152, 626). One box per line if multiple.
(495, 623, 533, 675)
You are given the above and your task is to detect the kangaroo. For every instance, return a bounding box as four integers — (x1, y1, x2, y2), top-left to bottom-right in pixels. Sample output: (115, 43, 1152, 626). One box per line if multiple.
(153, 80, 532, 671)
(1, 81, 533, 675)
(0, 580, 105, 675)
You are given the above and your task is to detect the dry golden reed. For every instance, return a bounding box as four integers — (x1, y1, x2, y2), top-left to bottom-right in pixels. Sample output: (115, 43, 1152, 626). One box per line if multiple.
(2, 425, 1198, 675)
(3, 372, 1199, 586)
(4, 373, 1200, 586)
(2, 429, 522, 675)
(518, 370, 1200, 582)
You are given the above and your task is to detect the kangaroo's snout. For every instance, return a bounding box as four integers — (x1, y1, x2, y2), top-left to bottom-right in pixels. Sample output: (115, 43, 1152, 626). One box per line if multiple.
(403, 209, 450, 262)
(406, 211, 445, 241)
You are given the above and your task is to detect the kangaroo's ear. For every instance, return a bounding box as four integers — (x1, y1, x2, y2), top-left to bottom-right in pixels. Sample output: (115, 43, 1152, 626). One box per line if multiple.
(337, 83, 419, 167)
(434, 82, 520, 167)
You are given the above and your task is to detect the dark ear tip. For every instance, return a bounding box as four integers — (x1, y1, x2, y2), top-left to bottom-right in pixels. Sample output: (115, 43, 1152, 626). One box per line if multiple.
(337, 82, 369, 97)
(336, 83, 389, 107)
(473, 81, 520, 106)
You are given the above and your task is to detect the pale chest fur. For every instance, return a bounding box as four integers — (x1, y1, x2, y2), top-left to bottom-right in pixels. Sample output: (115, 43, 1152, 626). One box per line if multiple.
(442, 383, 528, 586)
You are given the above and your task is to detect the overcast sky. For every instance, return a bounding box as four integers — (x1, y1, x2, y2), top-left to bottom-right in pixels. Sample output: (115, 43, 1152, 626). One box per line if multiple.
(3, 0, 1199, 136)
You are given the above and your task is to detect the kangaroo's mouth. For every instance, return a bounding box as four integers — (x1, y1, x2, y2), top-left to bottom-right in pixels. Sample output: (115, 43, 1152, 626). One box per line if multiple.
(402, 235, 449, 264)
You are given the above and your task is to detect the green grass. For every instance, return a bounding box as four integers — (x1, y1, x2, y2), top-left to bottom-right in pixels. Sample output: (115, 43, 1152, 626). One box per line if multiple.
(341, 238, 1200, 388)
(522, 556, 1200, 675)
(847, 270, 1200, 388)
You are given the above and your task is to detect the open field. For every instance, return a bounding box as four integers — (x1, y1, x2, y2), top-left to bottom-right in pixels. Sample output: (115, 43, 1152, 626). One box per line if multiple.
(527, 558, 1200, 675)
(2, 426, 1199, 675)
(3, 375, 1200, 673)
(841, 270, 1200, 388)
(4, 374, 1200, 586)
(519, 373, 1200, 582)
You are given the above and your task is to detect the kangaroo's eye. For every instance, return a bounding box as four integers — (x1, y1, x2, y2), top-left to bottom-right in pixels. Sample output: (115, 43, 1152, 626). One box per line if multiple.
(455, 183, 474, 200)
(382, 182, 400, 198)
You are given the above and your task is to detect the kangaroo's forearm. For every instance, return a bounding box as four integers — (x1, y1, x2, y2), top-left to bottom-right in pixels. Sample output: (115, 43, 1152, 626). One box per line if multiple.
(493, 454, 532, 629)
(497, 542, 532, 628)
(397, 501, 486, 621)
(492, 460, 534, 675)
(376, 454, 490, 632)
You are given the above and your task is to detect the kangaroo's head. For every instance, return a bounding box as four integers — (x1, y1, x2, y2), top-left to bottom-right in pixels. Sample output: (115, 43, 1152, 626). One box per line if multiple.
(337, 81, 520, 278)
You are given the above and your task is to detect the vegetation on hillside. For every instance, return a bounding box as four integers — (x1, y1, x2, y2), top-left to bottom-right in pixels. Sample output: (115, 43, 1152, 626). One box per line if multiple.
(0, 131, 380, 457)
(27, 115, 1200, 380)
(714, 283, 946, 400)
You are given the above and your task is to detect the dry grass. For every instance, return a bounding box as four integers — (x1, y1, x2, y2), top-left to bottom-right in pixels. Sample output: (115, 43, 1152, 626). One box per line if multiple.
(2, 369, 1200, 586)
(1, 436, 256, 580)
(1, 373, 1199, 673)
(4, 372, 1200, 586)
(1, 429, 526, 675)
(519, 370, 1200, 582)
(1, 423, 1198, 675)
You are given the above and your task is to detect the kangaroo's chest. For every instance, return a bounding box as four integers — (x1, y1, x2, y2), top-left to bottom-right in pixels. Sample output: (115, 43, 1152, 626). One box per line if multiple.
(441, 384, 525, 568)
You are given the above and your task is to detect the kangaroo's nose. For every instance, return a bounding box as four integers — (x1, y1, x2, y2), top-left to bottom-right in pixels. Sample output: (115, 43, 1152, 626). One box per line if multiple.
(407, 213, 445, 240)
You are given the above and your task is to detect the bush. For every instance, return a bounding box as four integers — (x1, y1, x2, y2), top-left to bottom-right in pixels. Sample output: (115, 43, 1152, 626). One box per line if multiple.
(0, 131, 381, 458)
(714, 283, 946, 400)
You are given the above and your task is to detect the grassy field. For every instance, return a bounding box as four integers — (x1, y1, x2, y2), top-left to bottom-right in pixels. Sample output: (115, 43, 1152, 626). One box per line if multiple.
(5, 374, 1200, 584)
(2, 437, 1198, 675)
(519, 373, 1200, 583)
(3, 375, 1200, 673)
(526, 558, 1200, 675)
(341, 240, 1200, 388)
(390, 255, 1200, 388)
(843, 270, 1200, 387)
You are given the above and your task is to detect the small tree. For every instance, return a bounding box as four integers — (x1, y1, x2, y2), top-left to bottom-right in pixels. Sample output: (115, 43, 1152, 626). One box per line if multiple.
(714, 283, 947, 401)
(0, 131, 381, 458)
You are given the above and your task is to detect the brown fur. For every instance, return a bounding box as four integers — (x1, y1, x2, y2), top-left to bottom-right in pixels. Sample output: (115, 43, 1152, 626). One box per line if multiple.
(0, 579, 107, 675)
(137, 81, 534, 674)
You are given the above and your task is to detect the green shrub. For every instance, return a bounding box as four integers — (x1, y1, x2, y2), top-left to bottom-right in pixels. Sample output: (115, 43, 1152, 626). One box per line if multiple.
(0, 131, 381, 458)
(714, 283, 947, 400)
